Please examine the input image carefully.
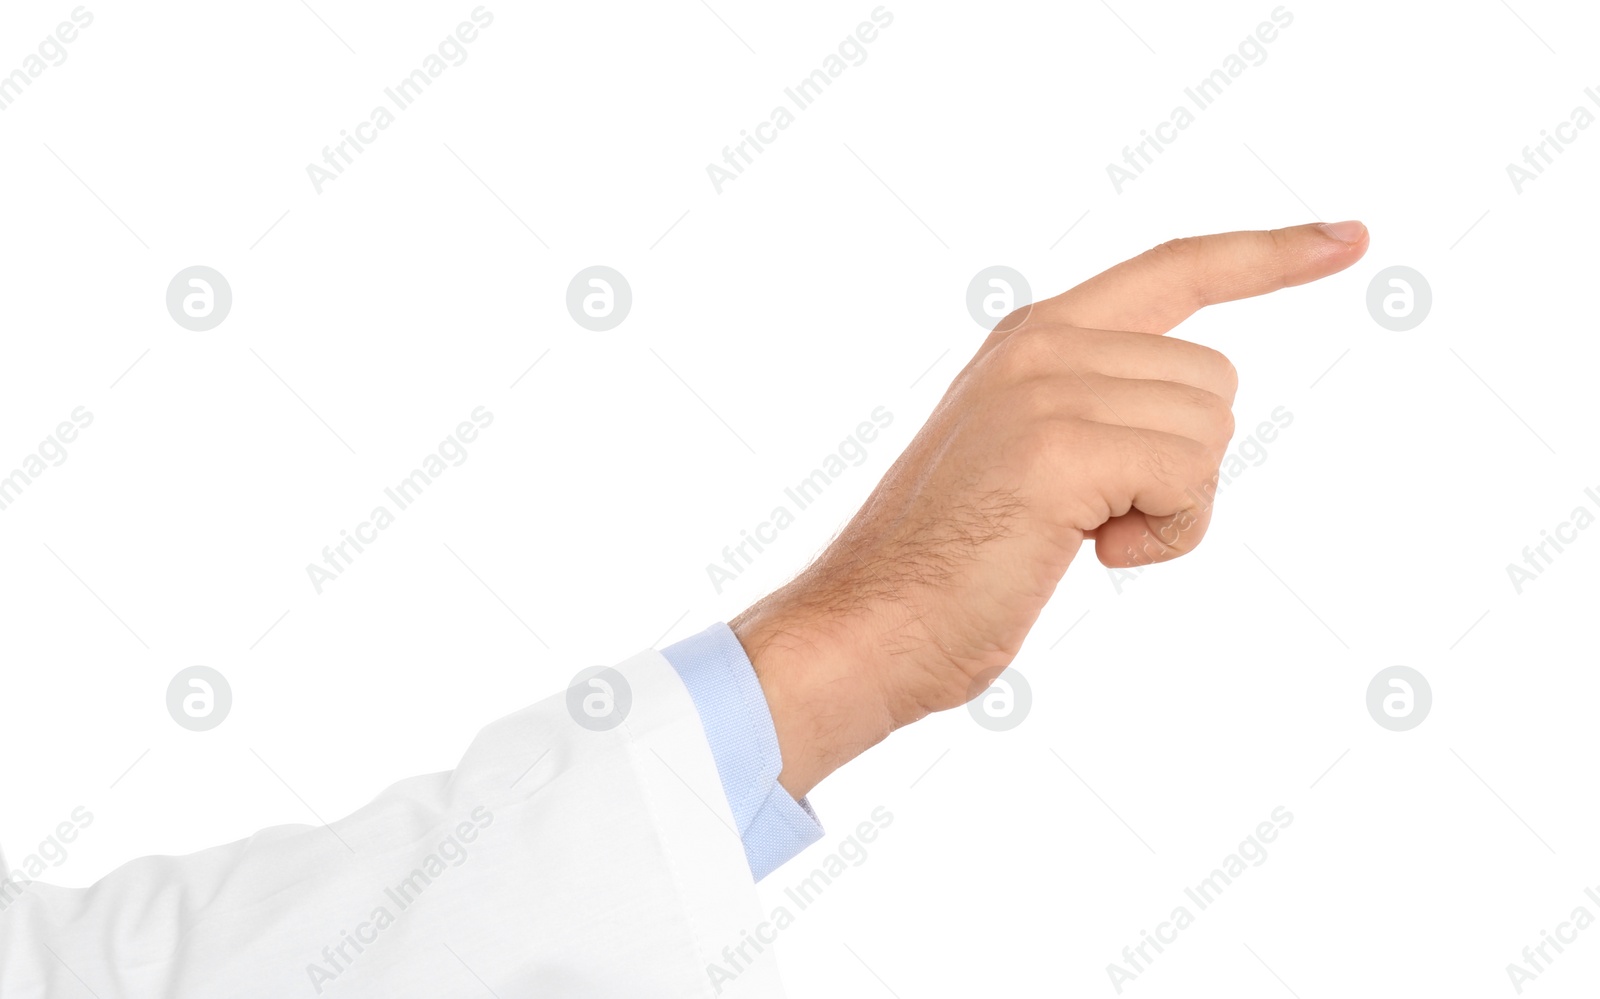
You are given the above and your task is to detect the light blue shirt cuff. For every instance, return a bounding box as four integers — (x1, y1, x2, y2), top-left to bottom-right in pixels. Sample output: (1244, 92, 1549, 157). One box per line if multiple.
(659, 621, 824, 881)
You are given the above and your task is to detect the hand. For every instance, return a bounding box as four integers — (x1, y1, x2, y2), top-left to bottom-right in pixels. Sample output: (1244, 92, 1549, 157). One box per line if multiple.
(732, 221, 1370, 798)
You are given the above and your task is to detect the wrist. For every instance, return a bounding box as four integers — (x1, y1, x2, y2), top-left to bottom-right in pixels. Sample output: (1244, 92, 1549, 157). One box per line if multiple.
(729, 588, 900, 799)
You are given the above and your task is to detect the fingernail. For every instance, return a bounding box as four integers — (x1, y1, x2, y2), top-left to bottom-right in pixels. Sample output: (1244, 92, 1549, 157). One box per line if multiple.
(1318, 220, 1367, 244)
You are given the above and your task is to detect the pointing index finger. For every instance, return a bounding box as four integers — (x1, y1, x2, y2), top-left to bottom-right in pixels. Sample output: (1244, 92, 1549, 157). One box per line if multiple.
(1046, 221, 1370, 335)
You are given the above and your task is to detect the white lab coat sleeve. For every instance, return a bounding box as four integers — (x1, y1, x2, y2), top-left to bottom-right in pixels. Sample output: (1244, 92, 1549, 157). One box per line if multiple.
(0, 648, 788, 998)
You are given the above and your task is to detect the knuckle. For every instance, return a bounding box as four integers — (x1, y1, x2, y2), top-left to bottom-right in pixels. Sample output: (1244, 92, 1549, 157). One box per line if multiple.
(1208, 343, 1236, 377)
(993, 305, 1035, 335)
(1209, 348, 1240, 399)
(1174, 382, 1234, 450)
(1264, 227, 1296, 288)
(1150, 235, 1198, 261)
(1218, 407, 1237, 448)
(1016, 377, 1064, 421)
(991, 327, 1064, 379)
(1027, 414, 1085, 462)
(1165, 335, 1236, 399)
(1133, 433, 1184, 485)
(1174, 436, 1214, 484)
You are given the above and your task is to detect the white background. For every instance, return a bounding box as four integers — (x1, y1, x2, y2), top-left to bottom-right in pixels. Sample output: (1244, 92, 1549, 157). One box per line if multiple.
(2, 0, 1597, 995)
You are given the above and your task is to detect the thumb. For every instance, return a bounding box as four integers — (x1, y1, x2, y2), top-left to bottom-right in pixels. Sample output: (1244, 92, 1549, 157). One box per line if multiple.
(1046, 221, 1369, 335)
